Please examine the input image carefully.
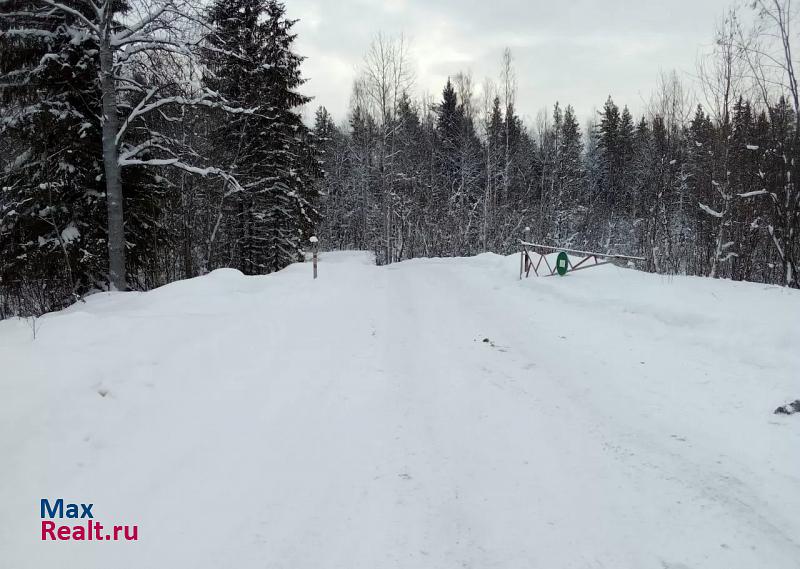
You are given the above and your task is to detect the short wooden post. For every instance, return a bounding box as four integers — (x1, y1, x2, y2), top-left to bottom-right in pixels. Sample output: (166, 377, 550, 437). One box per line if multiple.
(310, 236, 318, 279)
(520, 226, 531, 280)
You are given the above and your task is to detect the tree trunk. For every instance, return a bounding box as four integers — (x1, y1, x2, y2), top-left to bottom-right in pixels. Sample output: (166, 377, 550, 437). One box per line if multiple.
(99, 33, 126, 291)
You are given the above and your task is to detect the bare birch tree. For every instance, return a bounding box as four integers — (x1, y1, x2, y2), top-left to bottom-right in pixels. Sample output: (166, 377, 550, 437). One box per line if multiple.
(359, 32, 414, 263)
(698, 9, 748, 278)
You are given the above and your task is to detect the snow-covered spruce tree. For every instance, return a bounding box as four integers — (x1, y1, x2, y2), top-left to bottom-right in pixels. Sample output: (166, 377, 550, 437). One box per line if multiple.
(553, 104, 584, 244)
(686, 104, 718, 276)
(497, 99, 533, 251)
(392, 93, 428, 260)
(0, 0, 168, 313)
(347, 99, 379, 252)
(596, 96, 622, 207)
(483, 94, 504, 248)
(433, 78, 485, 256)
(313, 106, 349, 250)
(0, 0, 252, 293)
(0, 3, 103, 312)
(202, 0, 320, 274)
(628, 116, 655, 261)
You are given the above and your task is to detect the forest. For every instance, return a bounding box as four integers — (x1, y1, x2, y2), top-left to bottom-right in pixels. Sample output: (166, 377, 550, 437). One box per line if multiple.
(1, 0, 799, 319)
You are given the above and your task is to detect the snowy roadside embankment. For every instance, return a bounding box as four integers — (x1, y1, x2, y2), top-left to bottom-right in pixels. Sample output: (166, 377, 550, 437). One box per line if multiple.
(1, 251, 798, 569)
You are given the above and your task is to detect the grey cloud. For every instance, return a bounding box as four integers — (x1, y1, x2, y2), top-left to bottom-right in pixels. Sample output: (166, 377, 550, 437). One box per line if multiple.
(291, 0, 733, 125)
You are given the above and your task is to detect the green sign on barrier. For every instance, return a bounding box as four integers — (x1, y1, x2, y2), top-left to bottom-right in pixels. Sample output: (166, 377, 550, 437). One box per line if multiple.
(556, 251, 569, 276)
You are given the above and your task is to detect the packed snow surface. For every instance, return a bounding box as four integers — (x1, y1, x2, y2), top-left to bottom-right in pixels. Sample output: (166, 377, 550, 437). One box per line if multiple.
(1, 251, 799, 568)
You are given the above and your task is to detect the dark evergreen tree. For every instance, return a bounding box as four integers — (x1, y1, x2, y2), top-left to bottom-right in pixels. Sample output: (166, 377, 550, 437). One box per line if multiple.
(203, 0, 321, 274)
(597, 96, 622, 203)
(764, 96, 799, 285)
(436, 79, 460, 147)
(618, 106, 636, 216)
(0, 0, 164, 313)
(314, 106, 350, 250)
(554, 105, 584, 242)
(687, 104, 718, 273)
(344, 103, 379, 250)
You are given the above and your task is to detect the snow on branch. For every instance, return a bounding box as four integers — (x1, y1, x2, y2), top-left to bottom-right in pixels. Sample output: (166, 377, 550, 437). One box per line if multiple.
(111, 3, 171, 46)
(0, 29, 58, 40)
(738, 189, 768, 198)
(114, 40, 193, 66)
(698, 202, 724, 218)
(38, 0, 100, 32)
(118, 138, 173, 162)
(118, 157, 244, 193)
(116, 91, 255, 145)
(201, 44, 251, 63)
(111, 0, 210, 49)
(115, 85, 160, 145)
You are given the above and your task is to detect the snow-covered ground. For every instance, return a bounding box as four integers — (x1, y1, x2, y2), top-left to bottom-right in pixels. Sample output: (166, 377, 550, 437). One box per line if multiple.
(1, 251, 799, 568)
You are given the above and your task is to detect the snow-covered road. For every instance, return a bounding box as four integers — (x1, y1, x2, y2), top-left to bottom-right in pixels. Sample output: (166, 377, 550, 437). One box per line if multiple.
(1, 251, 799, 568)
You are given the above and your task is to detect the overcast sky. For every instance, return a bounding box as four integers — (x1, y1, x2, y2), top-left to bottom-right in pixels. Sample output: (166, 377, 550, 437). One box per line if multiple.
(290, 0, 738, 127)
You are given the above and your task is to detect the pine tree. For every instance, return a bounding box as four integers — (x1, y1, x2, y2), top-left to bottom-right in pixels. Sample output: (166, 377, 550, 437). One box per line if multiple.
(630, 116, 654, 254)
(0, 0, 164, 312)
(436, 79, 460, 146)
(764, 96, 799, 285)
(597, 96, 622, 204)
(434, 78, 479, 254)
(392, 93, 426, 259)
(481, 95, 504, 249)
(314, 106, 346, 248)
(618, 106, 636, 214)
(555, 105, 584, 242)
(203, 0, 321, 274)
(348, 103, 378, 250)
(619, 107, 635, 163)
(314, 107, 337, 143)
(687, 105, 718, 274)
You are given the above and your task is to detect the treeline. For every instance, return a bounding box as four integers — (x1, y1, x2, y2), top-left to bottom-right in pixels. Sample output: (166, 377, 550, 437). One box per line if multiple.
(1, 2, 799, 319)
(316, 15, 798, 286)
(0, 0, 320, 317)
